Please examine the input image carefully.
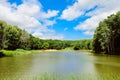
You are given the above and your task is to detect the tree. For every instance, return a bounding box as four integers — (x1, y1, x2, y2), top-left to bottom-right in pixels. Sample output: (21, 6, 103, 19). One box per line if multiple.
(19, 30, 31, 50)
(4, 25, 21, 50)
(0, 21, 7, 49)
(73, 39, 93, 50)
(42, 42, 49, 50)
(30, 36, 42, 50)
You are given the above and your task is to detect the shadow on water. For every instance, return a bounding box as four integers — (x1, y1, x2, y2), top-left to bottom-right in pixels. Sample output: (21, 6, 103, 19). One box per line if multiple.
(0, 54, 36, 79)
(0, 52, 5, 57)
(93, 55, 120, 79)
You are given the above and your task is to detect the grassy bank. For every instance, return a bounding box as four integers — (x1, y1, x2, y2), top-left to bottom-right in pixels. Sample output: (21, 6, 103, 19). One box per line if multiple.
(0, 48, 92, 57)
(0, 49, 41, 57)
(1, 73, 120, 80)
(34, 73, 120, 80)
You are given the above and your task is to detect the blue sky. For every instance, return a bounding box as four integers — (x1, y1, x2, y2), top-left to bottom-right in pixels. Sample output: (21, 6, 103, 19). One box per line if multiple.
(0, 0, 120, 40)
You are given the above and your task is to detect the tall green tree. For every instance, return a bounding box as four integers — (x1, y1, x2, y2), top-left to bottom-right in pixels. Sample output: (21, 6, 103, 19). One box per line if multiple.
(19, 30, 31, 50)
(5, 25, 21, 50)
(93, 11, 120, 54)
(0, 21, 7, 49)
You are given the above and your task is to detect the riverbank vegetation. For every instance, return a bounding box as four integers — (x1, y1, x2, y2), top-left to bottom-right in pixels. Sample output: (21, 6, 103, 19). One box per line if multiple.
(34, 73, 120, 80)
(1, 73, 120, 80)
(0, 20, 92, 56)
(0, 49, 40, 57)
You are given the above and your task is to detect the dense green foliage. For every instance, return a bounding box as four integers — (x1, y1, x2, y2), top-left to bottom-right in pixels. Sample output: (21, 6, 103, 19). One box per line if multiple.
(93, 11, 120, 54)
(0, 21, 6, 49)
(0, 20, 92, 51)
(73, 39, 92, 50)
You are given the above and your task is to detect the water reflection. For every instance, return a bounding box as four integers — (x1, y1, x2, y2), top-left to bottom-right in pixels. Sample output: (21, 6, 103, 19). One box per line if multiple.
(0, 55, 36, 79)
(0, 52, 120, 79)
(93, 55, 120, 74)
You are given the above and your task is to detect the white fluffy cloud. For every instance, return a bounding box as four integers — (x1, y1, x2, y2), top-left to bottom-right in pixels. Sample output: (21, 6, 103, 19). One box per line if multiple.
(0, 0, 62, 39)
(61, 0, 120, 35)
(74, 12, 111, 35)
(0, 0, 41, 28)
(60, 5, 83, 21)
(60, 0, 101, 21)
(32, 31, 64, 40)
(39, 10, 59, 19)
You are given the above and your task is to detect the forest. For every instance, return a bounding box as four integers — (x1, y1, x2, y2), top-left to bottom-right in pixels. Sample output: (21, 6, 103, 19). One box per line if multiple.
(0, 20, 92, 51)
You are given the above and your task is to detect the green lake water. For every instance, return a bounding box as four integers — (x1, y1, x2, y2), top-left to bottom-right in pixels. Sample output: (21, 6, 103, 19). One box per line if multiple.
(0, 51, 120, 80)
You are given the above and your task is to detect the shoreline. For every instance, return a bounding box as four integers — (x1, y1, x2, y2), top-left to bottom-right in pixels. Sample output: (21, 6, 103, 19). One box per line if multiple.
(41, 49, 92, 52)
(0, 49, 92, 57)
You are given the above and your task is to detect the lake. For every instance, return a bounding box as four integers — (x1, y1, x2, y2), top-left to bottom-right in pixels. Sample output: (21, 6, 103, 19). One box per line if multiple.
(0, 51, 120, 80)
